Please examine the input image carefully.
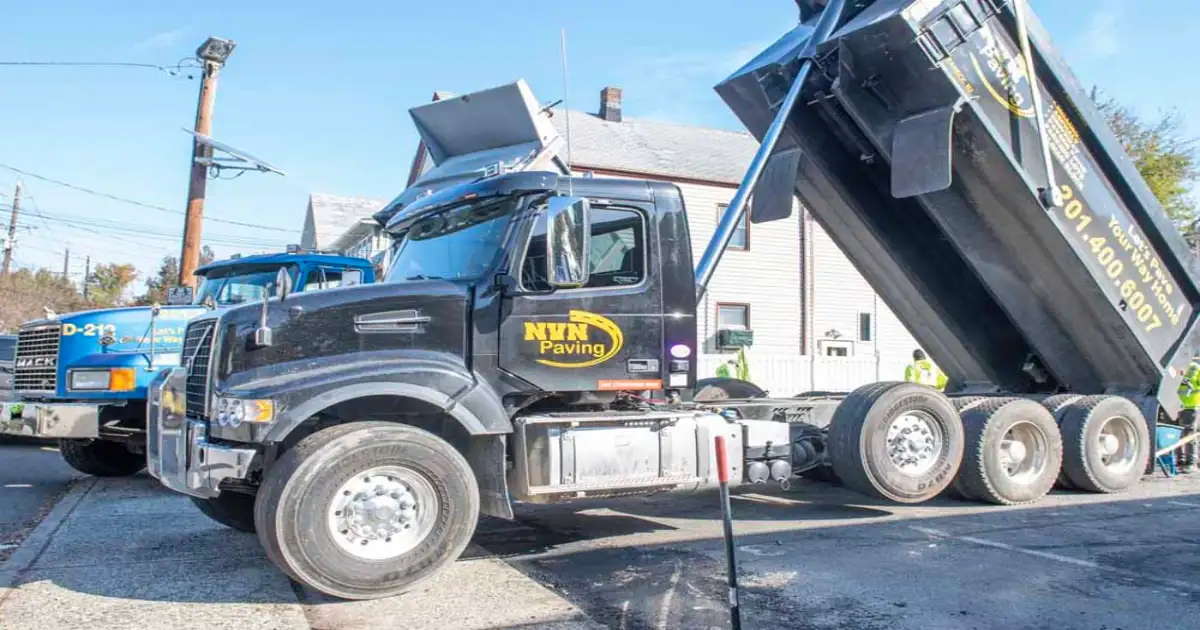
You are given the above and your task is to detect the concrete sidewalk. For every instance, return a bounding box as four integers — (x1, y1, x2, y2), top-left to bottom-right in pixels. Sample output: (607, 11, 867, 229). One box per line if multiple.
(0, 475, 601, 630)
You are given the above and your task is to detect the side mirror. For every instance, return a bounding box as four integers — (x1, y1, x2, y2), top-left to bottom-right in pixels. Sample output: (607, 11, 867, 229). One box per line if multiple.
(275, 267, 293, 300)
(545, 196, 591, 288)
(342, 269, 364, 287)
(166, 286, 193, 305)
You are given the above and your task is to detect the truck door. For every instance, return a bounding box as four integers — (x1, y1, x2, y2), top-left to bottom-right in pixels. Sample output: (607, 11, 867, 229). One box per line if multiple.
(498, 199, 665, 393)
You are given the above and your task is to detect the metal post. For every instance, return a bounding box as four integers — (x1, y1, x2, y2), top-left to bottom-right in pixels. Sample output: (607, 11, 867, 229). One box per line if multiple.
(179, 52, 225, 288)
(1012, 0, 1061, 208)
(3, 180, 22, 276)
(695, 0, 847, 298)
(714, 435, 742, 630)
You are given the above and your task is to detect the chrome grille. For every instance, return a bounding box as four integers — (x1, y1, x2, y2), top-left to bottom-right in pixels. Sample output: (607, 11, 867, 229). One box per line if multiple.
(182, 320, 216, 417)
(14, 324, 61, 392)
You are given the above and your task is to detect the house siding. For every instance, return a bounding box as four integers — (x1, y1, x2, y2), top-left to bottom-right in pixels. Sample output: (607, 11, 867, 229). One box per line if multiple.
(808, 212, 917, 374)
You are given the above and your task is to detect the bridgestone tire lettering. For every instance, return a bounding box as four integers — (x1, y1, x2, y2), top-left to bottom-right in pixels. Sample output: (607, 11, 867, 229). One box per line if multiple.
(828, 382, 964, 504)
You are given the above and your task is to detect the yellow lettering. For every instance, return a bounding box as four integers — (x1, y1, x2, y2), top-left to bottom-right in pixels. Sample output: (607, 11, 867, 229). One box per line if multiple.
(524, 323, 547, 341)
(539, 340, 553, 353)
(566, 323, 588, 341)
(546, 323, 568, 340)
(62, 323, 78, 335)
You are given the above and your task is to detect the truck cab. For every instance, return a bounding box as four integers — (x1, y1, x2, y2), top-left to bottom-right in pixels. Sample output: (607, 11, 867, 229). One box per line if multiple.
(0, 251, 375, 477)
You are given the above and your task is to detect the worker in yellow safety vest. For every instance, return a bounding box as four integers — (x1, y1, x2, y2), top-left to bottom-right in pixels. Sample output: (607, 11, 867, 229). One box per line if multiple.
(1177, 359, 1200, 473)
(905, 349, 948, 391)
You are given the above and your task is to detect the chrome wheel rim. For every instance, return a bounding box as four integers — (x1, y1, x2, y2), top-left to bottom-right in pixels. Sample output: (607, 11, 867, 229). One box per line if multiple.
(327, 465, 438, 560)
(886, 411, 943, 476)
(1096, 415, 1139, 474)
(999, 420, 1049, 484)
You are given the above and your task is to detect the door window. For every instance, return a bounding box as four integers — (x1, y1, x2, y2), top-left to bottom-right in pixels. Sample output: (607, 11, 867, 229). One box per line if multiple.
(303, 268, 343, 292)
(522, 206, 646, 291)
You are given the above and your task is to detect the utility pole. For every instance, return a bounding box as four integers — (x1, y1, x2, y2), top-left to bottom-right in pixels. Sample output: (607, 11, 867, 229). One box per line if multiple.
(178, 37, 236, 288)
(2, 180, 22, 276)
(83, 256, 90, 300)
(62, 248, 70, 279)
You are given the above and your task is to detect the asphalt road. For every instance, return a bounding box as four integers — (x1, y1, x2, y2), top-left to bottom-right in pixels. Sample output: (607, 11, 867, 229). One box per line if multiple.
(3, 462, 1200, 629)
(478, 475, 1200, 630)
(0, 439, 78, 562)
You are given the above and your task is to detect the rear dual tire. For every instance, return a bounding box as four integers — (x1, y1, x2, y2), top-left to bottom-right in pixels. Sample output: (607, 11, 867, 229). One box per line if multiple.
(1057, 396, 1150, 493)
(254, 422, 480, 600)
(829, 382, 964, 503)
(953, 398, 1062, 506)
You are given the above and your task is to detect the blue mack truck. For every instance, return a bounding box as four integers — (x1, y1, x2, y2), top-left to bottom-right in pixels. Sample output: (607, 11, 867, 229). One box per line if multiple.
(0, 251, 375, 476)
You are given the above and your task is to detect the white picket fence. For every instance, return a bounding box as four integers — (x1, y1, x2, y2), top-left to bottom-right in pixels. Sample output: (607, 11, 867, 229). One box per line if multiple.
(698, 353, 911, 396)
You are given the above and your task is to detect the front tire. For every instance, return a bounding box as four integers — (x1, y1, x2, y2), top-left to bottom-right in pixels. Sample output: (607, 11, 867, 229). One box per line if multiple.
(58, 438, 145, 477)
(191, 493, 257, 533)
(254, 422, 480, 600)
(829, 382, 964, 503)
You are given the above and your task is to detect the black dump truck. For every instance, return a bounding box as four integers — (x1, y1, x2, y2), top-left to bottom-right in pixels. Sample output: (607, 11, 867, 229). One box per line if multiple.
(145, 0, 1200, 600)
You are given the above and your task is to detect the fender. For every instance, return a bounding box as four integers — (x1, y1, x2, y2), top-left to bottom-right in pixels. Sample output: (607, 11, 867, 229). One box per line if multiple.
(263, 379, 506, 444)
(213, 351, 510, 444)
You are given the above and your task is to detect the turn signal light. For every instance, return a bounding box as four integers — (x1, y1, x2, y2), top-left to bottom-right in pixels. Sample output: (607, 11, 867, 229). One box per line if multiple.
(109, 368, 136, 392)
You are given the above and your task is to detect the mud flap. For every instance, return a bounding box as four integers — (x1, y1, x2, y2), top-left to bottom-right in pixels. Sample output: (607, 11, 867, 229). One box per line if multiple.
(751, 147, 803, 223)
(891, 97, 966, 199)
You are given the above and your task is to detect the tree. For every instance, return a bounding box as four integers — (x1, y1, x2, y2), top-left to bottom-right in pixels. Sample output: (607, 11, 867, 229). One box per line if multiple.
(133, 245, 216, 305)
(0, 268, 89, 332)
(88, 263, 138, 307)
(1093, 88, 1200, 232)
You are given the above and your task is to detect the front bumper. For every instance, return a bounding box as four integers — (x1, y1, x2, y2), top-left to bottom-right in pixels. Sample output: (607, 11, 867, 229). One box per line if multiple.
(146, 367, 255, 499)
(0, 397, 101, 438)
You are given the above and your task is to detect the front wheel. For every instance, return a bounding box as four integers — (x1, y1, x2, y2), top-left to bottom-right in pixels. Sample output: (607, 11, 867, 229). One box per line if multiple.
(254, 422, 480, 600)
(58, 438, 145, 477)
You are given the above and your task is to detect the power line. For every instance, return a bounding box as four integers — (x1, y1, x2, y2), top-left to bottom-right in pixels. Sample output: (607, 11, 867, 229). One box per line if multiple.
(7, 201, 292, 249)
(0, 163, 301, 233)
(0, 59, 202, 79)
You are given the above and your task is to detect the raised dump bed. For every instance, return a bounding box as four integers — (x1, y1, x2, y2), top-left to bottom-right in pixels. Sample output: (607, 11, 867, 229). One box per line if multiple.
(715, 0, 1200, 422)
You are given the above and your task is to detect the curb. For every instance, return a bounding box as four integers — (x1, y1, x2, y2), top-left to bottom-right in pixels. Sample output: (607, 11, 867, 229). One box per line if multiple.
(0, 476, 97, 590)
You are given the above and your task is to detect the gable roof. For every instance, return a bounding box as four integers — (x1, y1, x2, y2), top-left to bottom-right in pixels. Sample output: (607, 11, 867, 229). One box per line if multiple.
(546, 111, 759, 186)
(301, 193, 388, 251)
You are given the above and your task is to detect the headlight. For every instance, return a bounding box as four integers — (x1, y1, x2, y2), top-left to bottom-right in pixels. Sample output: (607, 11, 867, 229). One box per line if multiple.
(214, 396, 275, 428)
(69, 368, 135, 392)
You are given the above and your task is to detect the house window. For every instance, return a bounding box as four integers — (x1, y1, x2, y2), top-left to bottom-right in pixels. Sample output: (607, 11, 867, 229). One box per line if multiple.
(717, 303, 749, 330)
(717, 204, 749, 250)
(818, 339, 854, 356)
(859, 312, 872, 342)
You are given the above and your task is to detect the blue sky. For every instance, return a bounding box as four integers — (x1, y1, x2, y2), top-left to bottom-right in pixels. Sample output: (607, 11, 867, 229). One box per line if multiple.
(0, 0, 1195, 292)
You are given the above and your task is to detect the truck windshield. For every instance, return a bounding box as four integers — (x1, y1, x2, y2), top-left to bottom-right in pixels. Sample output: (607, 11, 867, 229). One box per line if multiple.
(194, 267, 291, 306)
(384, 196, 519, 283)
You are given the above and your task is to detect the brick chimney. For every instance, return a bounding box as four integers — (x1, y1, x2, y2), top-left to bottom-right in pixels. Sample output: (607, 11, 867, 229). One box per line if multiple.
(600, 86, 622, 122)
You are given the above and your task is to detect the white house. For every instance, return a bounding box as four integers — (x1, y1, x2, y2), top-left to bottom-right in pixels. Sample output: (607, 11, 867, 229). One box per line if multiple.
(300, 87, 921, 394)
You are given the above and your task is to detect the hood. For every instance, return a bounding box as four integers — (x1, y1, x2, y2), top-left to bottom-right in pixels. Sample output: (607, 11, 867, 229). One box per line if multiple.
(24, 304, 207, 355)
(216, 279, 472, 388)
